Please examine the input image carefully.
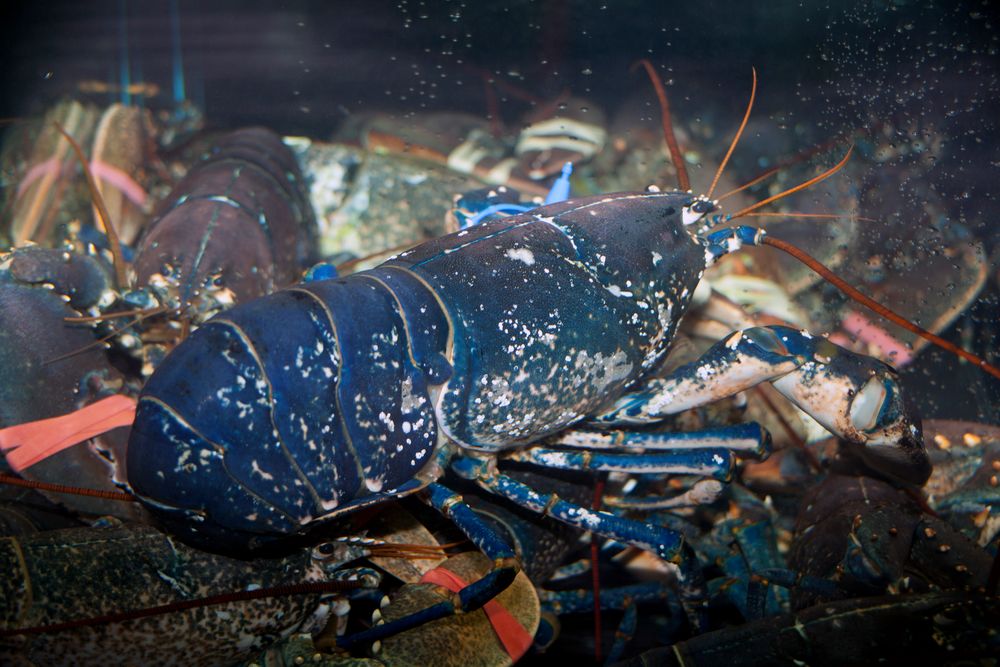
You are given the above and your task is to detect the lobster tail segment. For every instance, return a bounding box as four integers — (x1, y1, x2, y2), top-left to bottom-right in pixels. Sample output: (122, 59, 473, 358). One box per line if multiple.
(128, 275, 442, 552)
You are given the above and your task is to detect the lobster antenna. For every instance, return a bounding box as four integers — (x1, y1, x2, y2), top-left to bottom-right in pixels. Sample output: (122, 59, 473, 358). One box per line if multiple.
(46, 304, 173, 366)
(727, 147, 853, 221)
(483, 75, 503, 137)
(365, 130, 548, 197)
(706, 67, 757, 199)
(0, 472, 137, 502)
(761, 235, 1000, 380)
(590, 475, 606, 662)
(632, 59, 690, 192)
(367, 542, 449, 559)
(743, 212, 877, 223)
(717, 132, 851, 202)
(717, 135, 1000, 378)
(0, 579, 364, 638)
(334, 241, 417, 275)
(64, 304, 172, 323)
(522, 88, 572, 124)
(717, 165, 779, 202)
(53, 122, 129, 290)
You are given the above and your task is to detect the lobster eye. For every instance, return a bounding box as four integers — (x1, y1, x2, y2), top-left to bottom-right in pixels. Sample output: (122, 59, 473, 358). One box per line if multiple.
(313, 542, 337, 557)
(682, 196, 718, 226)
(849, 376, 888, 432)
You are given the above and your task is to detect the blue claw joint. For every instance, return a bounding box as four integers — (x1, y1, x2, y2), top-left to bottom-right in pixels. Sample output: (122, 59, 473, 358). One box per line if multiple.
(704, 225, 765, 262)
(544, 162, 574, 205)
(456, 162, 572, 228)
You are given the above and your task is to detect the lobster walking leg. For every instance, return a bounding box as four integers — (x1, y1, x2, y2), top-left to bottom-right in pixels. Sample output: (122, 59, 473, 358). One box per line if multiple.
(455, 463, 709, 629)
(551, 423, 770, 455)
(507, 423, 772, 482)
(506, 446, 739, 480)
(451, 460, 680, 559)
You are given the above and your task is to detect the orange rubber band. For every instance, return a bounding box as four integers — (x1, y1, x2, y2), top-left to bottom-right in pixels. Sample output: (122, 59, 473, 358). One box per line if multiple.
(0, 394, 137, 472)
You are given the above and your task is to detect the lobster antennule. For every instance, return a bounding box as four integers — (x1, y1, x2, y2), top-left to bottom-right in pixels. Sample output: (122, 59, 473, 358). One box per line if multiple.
(45, 304, 175, 366)
(717, 131, 853, 202)
(706, 66, 757, 200)
(63, 304, 172, 323)
(726, 147, 854, 221)
(742, 212, 877, 223)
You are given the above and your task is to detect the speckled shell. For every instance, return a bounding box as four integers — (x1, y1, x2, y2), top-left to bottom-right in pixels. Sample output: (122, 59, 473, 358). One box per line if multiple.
(129, 268, 446, 550)
(0, 524, 333, 667)
(390, 190, 706, 448)
(127, 190, 706, 551)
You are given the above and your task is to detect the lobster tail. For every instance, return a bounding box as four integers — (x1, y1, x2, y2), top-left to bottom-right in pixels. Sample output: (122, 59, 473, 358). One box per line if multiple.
(129, 276, 442, 551)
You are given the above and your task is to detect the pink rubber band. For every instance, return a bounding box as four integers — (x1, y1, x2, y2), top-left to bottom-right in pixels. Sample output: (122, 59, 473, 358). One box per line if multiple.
(90, 159, 149, 208)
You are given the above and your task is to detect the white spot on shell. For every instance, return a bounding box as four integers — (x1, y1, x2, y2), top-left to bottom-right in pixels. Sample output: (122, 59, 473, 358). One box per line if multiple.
(505, 248, 535, 265)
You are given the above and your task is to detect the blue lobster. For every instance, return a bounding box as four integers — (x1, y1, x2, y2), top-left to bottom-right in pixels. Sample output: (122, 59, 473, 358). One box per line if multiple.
(126, 188, 931, 645)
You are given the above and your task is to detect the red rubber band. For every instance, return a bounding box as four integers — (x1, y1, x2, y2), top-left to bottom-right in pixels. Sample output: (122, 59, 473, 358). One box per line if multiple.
(420, 566, 533, 660)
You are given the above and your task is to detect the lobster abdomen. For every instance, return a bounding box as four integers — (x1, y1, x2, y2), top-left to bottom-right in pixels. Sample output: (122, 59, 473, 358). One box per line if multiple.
(129, 272, 444, 549)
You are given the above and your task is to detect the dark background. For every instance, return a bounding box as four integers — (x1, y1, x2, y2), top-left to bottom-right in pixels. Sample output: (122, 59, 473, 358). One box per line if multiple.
(2, 0, 999, 420)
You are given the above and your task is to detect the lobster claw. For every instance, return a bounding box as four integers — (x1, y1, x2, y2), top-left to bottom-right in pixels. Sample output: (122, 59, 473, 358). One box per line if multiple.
(849, 414, 930, 487)
(771, 339, 932, 486)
